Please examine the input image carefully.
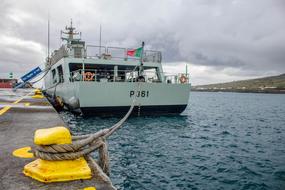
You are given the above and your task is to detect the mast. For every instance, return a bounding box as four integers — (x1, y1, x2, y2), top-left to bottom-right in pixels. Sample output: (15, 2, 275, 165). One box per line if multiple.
(139, 41, 145, 77)
(140, 41, 144, 65)
(47, 16, 50, 63)
(61, 19, 80, 43)
(99, 24, 102, 56)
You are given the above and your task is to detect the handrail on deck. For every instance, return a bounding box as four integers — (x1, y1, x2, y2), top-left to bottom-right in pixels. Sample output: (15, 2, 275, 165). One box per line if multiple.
(69, 69, 189, 84)
(85, 45, 162, 63)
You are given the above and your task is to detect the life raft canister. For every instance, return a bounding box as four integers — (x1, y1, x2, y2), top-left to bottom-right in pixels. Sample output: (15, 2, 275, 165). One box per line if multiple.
(179, 75, 188, 84)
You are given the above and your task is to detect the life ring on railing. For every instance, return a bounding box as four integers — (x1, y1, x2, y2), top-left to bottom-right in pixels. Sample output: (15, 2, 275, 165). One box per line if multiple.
(179, 75, 187, 84)
(84, 72, 95, 81)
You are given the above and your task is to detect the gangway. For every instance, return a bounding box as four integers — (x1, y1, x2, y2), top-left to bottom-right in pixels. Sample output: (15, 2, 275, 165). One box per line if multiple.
(13, 66, 48, 90)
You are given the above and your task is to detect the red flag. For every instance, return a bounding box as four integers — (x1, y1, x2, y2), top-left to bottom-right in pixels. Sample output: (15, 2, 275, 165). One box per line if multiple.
(127, 49, 135, 56)
(127, 47, 142, 57)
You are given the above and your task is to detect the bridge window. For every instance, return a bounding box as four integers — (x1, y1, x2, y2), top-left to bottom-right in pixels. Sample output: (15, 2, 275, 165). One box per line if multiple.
(57, 65, 64, 83)
(51, 69, 57, 84)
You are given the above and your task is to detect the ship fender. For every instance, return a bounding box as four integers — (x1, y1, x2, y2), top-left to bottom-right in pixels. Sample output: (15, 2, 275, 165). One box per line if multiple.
(67, 96, 80, 110)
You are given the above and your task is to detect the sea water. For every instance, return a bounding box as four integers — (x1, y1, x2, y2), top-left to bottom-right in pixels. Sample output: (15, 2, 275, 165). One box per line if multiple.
(60, 92, 285, 190)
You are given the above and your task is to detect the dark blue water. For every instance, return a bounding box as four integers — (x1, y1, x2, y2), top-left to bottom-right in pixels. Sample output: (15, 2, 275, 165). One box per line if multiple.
(60, 92, 285, 190)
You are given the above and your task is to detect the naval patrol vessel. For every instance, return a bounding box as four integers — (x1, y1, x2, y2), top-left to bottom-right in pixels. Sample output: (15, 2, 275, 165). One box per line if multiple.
(44, 22, 190, 116)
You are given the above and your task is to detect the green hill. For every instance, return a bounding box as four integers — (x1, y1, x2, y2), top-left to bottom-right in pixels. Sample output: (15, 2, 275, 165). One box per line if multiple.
(192, 73, 285, 93)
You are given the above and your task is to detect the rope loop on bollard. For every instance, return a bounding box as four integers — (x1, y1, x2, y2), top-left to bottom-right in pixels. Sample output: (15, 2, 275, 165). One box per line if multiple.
(32, 82, 141, 183)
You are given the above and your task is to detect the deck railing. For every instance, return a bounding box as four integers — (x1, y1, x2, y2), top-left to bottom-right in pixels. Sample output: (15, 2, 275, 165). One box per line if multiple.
(85, 45, 162, 63)
(69, 69, 189, 84)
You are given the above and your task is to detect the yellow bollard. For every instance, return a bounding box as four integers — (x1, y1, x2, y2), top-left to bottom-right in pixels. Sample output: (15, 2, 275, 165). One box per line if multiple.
(32, 88, 44, 99)
(23, 126, 92, 183)
(34, 126, 72, 145)
(83, 187, 96, 190)
(24, 157, 92, 183)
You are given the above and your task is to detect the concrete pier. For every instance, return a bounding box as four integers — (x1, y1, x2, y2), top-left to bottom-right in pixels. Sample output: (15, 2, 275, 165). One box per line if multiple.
(0, 88, 114, 190)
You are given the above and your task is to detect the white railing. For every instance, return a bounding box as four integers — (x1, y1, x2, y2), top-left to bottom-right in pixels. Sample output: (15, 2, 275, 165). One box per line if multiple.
(69, 69, 189, 84)
(85, 45, 162, 63)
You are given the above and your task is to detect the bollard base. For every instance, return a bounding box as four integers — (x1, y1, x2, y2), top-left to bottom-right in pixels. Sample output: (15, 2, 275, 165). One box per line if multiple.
(23, 157, 92, 183)
(32, 89, 44, 99)
(32, 94, 44, 99)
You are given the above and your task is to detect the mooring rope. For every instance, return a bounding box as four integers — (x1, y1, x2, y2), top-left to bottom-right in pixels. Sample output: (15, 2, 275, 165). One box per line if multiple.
(32, 82, 141, 182)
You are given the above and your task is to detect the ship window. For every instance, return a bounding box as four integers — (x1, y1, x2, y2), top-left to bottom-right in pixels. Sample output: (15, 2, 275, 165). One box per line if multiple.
(83, 64, 114, 82)
(57, 65, 64, 83)
(51, 69, 57, 84)
(69, 63, 82, 72)
(69, 63, 83, 82)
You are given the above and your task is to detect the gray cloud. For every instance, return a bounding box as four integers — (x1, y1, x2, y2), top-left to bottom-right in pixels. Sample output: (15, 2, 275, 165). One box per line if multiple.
(175, 0, 285, 73)
(0, 0, 285, 82)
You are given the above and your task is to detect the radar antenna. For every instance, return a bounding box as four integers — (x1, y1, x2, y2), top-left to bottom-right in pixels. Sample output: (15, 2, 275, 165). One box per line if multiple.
(61, 19, 81, 43)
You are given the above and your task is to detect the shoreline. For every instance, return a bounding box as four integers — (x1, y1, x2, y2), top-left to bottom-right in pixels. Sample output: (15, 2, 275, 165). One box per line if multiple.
(191, 89, 285, 94)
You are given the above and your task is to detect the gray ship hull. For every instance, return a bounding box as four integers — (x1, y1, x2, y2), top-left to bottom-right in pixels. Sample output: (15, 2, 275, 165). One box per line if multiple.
(45, 82, 190, 116)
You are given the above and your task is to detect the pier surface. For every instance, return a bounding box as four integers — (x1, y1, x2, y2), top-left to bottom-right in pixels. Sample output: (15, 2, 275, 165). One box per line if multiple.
(0, 88, 114, 190)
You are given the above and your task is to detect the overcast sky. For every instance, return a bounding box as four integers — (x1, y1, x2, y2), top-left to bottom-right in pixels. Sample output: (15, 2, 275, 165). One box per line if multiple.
(0, 0, 284, 85)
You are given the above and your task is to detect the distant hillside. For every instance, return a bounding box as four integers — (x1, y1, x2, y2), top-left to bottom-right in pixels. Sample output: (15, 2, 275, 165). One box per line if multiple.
(192, 74, 285, 93)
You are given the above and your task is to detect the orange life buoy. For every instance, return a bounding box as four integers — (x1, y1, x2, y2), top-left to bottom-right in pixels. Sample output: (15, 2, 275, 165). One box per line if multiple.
(84, 72, 95, 81)
(179, 75, 187, 84)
